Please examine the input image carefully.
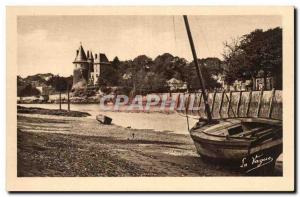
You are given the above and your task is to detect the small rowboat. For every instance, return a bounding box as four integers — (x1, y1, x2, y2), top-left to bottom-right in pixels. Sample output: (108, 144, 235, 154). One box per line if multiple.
(96, 114, 112, 125)
(190, 118, 282, 174)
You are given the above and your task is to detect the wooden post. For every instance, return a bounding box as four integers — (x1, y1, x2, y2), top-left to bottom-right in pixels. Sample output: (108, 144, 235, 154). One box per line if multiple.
(256, 89, 264, 117)
(197, 92, 203, 116)
(179, 93, 186, 113)
(67, 86, 70, 111)
(224, 91, 236, 117)
(177, 93, 185, 113)
(175, 93, 181, 111)
(219, 90, 225, 118)
(236, 91, 242, 117)
(246, 91, 252, 117)
(186, 93, 191, 115)
(185, 93, 191, 130)
(211, 91, 217, 116)
(59, 91, 62, 110)
(227, 91, 232, 117)
(268, 88, 275, 118)
(192, 93, 197, 114)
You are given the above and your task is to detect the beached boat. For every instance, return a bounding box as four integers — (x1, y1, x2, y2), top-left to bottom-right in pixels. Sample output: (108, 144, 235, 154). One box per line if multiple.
(190, 118, 282, 174)
(96, 114, 112, 125)
(183, 15, 283, 175)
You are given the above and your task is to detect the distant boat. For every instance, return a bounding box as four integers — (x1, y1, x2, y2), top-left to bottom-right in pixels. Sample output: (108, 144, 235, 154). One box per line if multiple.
(96, 114, 112, 125)
(183, 15, 282, 175)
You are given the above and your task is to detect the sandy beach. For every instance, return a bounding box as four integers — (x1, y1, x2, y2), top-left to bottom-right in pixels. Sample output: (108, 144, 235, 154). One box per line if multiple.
(16, 111, 283, 177)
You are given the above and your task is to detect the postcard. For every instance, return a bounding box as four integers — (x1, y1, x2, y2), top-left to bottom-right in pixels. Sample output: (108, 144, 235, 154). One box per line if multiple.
(6, 6, 294, 191)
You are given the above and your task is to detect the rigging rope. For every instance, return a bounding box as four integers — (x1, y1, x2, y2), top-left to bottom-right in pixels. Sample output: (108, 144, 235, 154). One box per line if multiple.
(172, 16, 178, 55)
(195, 16, 211, 58)
(174, 17, 191, 131)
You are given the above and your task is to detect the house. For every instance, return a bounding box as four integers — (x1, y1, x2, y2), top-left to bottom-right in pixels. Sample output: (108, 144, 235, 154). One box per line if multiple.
(166, 78, 187, 91)
(253, 70, 274, 90)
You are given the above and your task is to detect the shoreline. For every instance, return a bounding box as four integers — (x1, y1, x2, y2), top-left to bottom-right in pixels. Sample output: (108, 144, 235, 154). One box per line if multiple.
(17, 113, 282, 177)
(17, 105, 199, 134)
(17, 103, 180, 114)
(17, 105, 91, 117)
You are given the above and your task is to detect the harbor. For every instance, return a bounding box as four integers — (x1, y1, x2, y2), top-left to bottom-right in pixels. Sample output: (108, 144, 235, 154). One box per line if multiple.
(17, 105, 282, 176)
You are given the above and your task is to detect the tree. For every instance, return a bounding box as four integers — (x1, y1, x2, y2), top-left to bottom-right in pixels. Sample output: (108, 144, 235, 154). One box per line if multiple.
(111, 56, 121, 70)
(187, 58, 222, 91)
(240, 28, 282, 89)
(222, 38, 247, 84)
(99, 56, 122, 86)
(124, 55, 153, 95)
(98, 52, 224, 95)
(17, 83, 40, 97)
(100, 66, 119, 86)
(153, 53, 176, 80)
(222, 27, 282, 89)
(46, 75, 72, 92)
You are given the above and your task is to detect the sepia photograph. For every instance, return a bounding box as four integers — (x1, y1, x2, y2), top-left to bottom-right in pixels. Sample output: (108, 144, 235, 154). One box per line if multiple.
(6, 6, 294, 191)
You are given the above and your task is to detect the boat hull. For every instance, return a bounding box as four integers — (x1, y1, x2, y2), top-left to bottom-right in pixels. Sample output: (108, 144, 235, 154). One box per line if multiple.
(193, 138, 281, 160)
(96, 114, 112, 125)
(189, 118, 283, 175)
(192, 135, 282, 162)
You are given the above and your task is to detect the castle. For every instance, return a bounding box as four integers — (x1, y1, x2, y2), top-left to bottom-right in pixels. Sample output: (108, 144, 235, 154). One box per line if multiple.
(72, 43, 110, 89)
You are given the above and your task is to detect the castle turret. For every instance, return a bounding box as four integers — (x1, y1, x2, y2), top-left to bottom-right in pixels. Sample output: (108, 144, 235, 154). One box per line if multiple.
(87, 51, 94, 85)
(93, 53, 110, 85)
(88, 51, 94, 72)
(72, 43, 111, 88)
(72, 43, 89, 89)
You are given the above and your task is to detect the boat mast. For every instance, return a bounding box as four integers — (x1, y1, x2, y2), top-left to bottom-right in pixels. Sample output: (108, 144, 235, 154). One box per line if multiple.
(183, 15, 213, 122)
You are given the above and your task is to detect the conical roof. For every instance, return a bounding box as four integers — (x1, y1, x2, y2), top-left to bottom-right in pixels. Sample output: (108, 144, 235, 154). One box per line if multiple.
(73, 44, 87, 63)
(89, 51, 94, 60)
(86, 50, 90, 59)
(95, 53, 109, 64)
(99, 53, 109, 63)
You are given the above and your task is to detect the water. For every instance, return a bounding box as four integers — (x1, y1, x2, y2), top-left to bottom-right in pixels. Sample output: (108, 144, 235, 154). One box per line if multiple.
(19, 103, 198, 135)
(18, 103, 283, 162)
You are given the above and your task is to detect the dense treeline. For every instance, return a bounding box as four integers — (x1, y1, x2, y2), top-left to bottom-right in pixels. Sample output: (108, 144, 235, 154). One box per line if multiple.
(17, 74, 72, 97)
(101, 27, 282, 94)
(18, 27, 282, 97)
(101, 54, 222, 95)
(222, 27, 282, 89)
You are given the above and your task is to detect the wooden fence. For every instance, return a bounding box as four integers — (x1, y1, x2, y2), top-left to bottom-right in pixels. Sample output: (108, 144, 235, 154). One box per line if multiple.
(177, 89, 282, 120)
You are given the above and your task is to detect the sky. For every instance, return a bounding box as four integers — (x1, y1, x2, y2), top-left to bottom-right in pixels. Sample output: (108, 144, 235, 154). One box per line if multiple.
(17, 15, 281, 77)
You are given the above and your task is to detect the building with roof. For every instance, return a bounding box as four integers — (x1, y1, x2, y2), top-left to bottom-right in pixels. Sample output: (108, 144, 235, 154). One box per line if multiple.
(72, 43, 110, 89)
(166, 78, 187, 91)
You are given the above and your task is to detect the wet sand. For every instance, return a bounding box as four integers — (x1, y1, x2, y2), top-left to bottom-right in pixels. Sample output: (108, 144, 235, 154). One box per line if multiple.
(17, 114, 282, 177)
